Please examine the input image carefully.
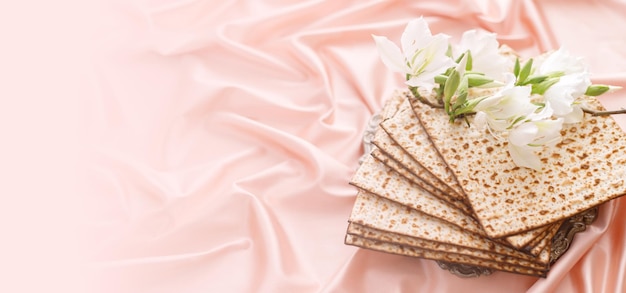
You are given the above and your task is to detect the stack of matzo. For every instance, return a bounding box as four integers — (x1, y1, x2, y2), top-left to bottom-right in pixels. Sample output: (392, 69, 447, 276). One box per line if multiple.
(345, 90, 626, 277)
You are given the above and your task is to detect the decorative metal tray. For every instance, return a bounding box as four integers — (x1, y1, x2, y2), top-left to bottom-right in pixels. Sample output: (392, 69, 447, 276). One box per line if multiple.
(436, 207, 597, 277)
(360, 112, 599, 278)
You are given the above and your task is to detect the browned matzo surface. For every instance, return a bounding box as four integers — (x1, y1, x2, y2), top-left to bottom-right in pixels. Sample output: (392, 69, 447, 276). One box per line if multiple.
(374, 95, 463, 201)
(351, 155, 485, 235)
(370, 148, 473, 215)
(381, 100, 466, 198)
(380, 92, 550, 245)
(348, 190, 549, 264)
(415, 96, 626, 238)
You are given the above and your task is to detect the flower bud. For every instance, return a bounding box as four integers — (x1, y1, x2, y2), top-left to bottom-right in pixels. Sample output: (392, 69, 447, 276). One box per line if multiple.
(531, 78, 559, 95)
(467, 74, 494, 87)
(585, 85, 622, 96)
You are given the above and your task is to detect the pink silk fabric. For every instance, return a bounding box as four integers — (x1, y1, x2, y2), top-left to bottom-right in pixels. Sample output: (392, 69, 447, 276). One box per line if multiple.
(86, 0, 626, 292)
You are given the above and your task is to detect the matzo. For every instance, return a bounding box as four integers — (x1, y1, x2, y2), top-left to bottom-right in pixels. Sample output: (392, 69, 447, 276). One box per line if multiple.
(382, 93, 549, 245)
(351, 155, 485, 235)
(345, 234, 547, 277)
(381, 100, 466, 198)
(347, 222, 547, 270)
(370, 148, 473, 216)
(416, 96, 626, 238)
(372, 114, 463, 202)
(349, 190, 549, 265)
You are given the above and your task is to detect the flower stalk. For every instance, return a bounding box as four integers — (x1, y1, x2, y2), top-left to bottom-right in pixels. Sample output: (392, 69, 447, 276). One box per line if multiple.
(374, 18, 624, 170)
(582, 108, 626, 116)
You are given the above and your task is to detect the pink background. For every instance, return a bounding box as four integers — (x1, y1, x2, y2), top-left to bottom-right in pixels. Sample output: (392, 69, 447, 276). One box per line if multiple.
(2, 0, 625, 292)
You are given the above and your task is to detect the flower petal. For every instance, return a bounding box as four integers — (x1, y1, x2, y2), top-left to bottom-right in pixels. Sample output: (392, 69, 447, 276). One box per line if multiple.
(527, 104, 553, 121)
(508, 142, 541, 171)
(457, 29, 511, 80)
(539, 47, 586, 75)
(406, 74, 437, 92)
(373, 34, 409, 73)
(401, 18, 432, 60)
(404, 33, 453, 91)
(533, 118, 564, 146)
(563, 105, 584, 124)
(474, 111, 487, 129)
(489, 119, 513, 132)
(423, 34, 455, 70)
(544, 96, 573, 116)
(509, 122, 538, 146)
(493, 86, 534, 119)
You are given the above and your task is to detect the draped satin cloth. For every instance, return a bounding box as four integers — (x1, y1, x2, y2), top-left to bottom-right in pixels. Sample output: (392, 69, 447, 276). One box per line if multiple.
(86, 0, 626, 292)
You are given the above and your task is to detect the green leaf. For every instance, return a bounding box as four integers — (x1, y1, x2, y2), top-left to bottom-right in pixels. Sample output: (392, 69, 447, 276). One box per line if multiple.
(513, 58, 520, 77)
(434, 75, 448, 84)
(466, 96, 488, 109)
(449, 76, 471, 122)
(467, 74, 494, 87)
(444, 69, 461, 113)
(452, 96, 486, 118)
(465, 71, 485, 76)
(455, 92, 468, 108)
(548, 71, 565, 78)
(452, 93, 468, 117)
(435, 84, 444, 98)
(455, 52, 466, 64)
(454, 105, 477, 116)
(444, 70, 461, 100)
(531, 78, 559, 95)
(453, 77, 469, 109)
(466, 50, 473, 71)
(516, 58, 533, 85)
(521, 74, 548, 85)
(585, 85, 610, 96)
(435, 83, 444, 99)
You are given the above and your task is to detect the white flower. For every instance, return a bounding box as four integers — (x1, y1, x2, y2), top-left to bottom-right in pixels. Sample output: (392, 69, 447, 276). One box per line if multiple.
(544, 72, 591, 120)
(535, 48, 591, 123)
(509, 118, 564, 146)
(538, 47, 586, 76)
(473, 73, 537, 132)
(507, 143, 541, 170)
(507, 118, 564, 170)
(562, 104, 584, 124)
(373, 18, 455, 92)
(456, 30, 511, 81)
